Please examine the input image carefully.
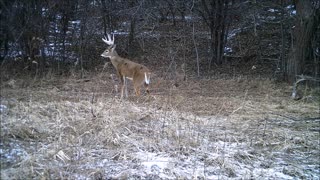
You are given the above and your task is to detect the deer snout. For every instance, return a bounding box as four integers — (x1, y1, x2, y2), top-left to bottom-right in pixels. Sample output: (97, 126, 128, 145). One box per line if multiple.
(101, 53, 111, 59)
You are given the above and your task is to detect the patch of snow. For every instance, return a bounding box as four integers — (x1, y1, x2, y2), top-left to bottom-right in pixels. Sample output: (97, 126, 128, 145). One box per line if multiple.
(71, 20, 81, 25)
(224, 46, 232, 54)
(266, 16, 276, 20)
(41, 8, 48, 16)
(121, 21, 129, 26)
(113, 30, 129, 35)
(0, 104, 8, 112)
(137, 152, 172, 172)
(285, 4, 296, 16)
(56, 14, 62, 20)
(286, 5, 294, 9)
(156, 15, 200, 21)
(185, 15, 192, 20)
(0, 142, 28, 165)
(268, 9, 279, 13)
(139, 31, 161, 38)
(252, 168, 294, 179)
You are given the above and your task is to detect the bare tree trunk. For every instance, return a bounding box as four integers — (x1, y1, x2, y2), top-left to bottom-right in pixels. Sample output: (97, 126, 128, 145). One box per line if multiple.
(192, 23, 200, 77)
(61, 12, 69, 63)
(312, 36, 319, 78)
(128, 17, 136, 56)
(101, 0, 107, 35)
(79, 15, 87, 78)
(252, 0, 263, 63)
(200, 0, 229, 65)
(278, 0, 287, 81)
(286, 0, 318, 82)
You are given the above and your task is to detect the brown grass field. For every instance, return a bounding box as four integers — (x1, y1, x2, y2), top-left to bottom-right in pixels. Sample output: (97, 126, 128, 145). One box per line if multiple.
(1, 72, 319, 179)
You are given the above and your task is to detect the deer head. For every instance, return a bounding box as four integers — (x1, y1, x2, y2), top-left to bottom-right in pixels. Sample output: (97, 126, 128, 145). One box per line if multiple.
(101, 33, 151, 98)
(101, 34, 117, 59)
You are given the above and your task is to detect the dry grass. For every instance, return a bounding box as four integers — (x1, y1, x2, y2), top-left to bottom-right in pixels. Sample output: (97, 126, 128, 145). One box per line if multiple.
(1, 73, 319, 179)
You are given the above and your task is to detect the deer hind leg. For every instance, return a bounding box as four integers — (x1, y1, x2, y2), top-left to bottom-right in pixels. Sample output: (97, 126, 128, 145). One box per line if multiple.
(120, 82, 124, 99)
(124, 77, 128, 98)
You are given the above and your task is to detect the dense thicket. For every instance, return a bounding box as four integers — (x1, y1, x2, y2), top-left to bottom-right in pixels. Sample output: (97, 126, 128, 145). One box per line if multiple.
(1, 0, 319, 82)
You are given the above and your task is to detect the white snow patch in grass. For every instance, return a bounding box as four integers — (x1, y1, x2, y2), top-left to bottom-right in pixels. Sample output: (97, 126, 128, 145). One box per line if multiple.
(136, 152, 172, 172)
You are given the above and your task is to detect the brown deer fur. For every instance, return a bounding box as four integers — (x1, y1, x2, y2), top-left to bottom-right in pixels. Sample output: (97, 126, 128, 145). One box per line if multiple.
(101, 35, 151, 98)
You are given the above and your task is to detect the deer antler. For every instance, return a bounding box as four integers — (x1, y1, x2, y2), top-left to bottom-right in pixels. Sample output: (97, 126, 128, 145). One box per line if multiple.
(102, 33, 114, 46)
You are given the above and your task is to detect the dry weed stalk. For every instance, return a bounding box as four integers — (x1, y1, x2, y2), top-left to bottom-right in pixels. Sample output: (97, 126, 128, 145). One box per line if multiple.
(1, 77, 319, 179)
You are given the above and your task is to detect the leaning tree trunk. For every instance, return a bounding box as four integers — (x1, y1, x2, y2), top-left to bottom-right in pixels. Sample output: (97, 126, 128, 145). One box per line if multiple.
(286, 0, 318, 83)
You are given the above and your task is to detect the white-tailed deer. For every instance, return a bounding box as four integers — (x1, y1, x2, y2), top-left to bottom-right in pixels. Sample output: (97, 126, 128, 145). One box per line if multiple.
(101, 33, 151, 98)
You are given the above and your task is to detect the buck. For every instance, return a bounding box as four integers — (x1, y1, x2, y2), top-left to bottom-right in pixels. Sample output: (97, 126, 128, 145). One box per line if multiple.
(101, 33, 151, 98)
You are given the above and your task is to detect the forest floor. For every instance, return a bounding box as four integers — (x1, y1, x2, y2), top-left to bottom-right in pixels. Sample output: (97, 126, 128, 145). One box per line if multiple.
(1, 72, 319, 179)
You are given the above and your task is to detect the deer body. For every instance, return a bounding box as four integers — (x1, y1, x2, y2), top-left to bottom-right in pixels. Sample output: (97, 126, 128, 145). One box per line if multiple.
(101, 34, 151, 98)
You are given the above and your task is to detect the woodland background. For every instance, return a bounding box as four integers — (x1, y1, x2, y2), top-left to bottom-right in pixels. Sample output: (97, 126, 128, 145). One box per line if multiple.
(1, 0, 320, 179)
(1, 0, 319, 82)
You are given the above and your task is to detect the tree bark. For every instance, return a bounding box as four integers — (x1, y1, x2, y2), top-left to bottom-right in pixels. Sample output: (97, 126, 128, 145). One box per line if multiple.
(286, 0, 318, 82)
(200, 0, 229, 65)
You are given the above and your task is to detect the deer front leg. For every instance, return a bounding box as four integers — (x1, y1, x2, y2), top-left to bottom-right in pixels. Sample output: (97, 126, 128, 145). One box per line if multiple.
(144, 83, 150, 95)
(134, 85, 141, 96)
(120, 76, 125, 99)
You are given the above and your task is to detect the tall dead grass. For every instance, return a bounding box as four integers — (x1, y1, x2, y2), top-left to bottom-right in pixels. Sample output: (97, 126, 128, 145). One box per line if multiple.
(1, 76, 319, 179)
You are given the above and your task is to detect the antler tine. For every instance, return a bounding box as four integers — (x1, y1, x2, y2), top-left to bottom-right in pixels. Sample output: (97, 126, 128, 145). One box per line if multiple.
(109, 33, 114, 45)
(102, 33, 114, 46)
(102, 36, 109, 44)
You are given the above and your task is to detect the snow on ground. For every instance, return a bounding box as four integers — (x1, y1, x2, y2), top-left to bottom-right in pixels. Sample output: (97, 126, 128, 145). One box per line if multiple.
(1, 78, 319, 179)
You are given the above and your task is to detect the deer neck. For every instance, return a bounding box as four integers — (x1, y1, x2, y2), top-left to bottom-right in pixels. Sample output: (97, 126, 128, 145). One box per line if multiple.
(109, 53, 123, 68)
